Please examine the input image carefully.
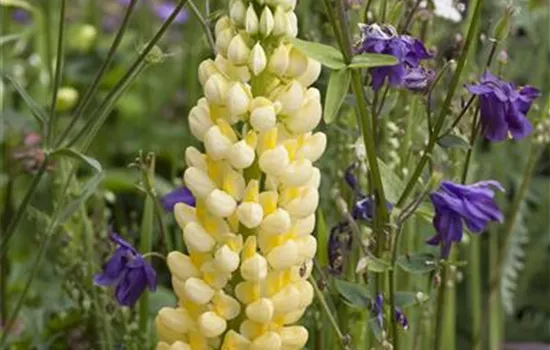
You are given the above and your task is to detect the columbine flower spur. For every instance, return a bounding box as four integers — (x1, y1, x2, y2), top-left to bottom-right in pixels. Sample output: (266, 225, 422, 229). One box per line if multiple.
(466, 71, 540, 141)
(155, 0, 325, 348)
(94, 232, 157, 307)
(427, 180, 504, 258)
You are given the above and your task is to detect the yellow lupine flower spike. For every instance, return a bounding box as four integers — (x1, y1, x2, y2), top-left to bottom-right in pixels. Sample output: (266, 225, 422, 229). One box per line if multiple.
(158, 0, 325, 348)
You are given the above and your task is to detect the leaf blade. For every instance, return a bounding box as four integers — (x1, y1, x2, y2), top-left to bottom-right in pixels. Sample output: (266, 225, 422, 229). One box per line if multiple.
(349, 53, 398, 69)
(289, 37, 346, 69)
(50, 148, 102, 173)
(324, 68, 351, 124)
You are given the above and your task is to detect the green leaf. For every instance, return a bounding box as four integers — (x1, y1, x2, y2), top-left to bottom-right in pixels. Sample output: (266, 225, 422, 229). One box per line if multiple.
(369, 317, 383, 340)
(361, 254, 391, 273)
(54, 172, 105, 226)
(0, 33, 25, 47)
(50, 148, 102, 173)
(334, 279, 372, 308)
(289, 38, 346, 69)
(377, 158, 405, 203)
(315, 209, 329, 267)
(349, 53, 398, 69)
(324, 68, 351, 124)
(437, 134, 470, 149)
(397, 252, 437, 274)
(395, 291, 429, 308)
(2, 74, 46, 127)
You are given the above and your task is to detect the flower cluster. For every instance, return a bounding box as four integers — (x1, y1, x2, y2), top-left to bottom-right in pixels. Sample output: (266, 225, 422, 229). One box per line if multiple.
(428, 180, 504, 258)
(466, 71, 540, 141)
(356, 24, 434, 91)
(155, 0, 325, 348)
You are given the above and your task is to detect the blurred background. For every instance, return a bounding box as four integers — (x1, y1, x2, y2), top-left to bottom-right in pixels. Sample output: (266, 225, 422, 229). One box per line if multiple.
(0, 0, 548, 349)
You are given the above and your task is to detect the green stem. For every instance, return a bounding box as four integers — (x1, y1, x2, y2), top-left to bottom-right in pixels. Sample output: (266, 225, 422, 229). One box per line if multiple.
(55, 0, 139, 147)
(396, 0, 484, 207)
(65, 0, 189, 149)
(468, 236, 482, 350)
(389, 228, 402, 350)
(488, 230, 500, 350)
(45, 0, 66, 147)
(188, 0, 216, 54)
(433, 263, 448, 350)
(331, 0, 389, 234)
(0, 159, 48, 258)
(309, 275, 349, 350)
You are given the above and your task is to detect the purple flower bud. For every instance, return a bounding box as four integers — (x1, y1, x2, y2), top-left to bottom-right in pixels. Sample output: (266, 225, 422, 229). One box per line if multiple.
(466, 71, 540, 141)
(94, 232, 157, 307)
(160, 187, 196, 212)
(427, 180, 504, 258)
(328, 222, 352, 275)
(403, 67, 436, 92)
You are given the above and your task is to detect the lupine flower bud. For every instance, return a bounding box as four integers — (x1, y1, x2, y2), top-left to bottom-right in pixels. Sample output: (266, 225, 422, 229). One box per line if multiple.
(240, 254, 268, 281)
(286, 11, 298, 37)
(250, 98, 278, 131)
(237, 202, 264, 228)
(188, 103, 213, 141)
(204, 126, 233, 160)
(296, 132, 327, 162)
(227, 140, 255, 169)
(216, 27, 236, 55)
(204, 74, 230, 104)
(245, 5, 259, 35)
(274, 80, 305, 114)
(206, 189, 237, 217)
(280, 159, 314, 186)
(246, 298, 275, 323)
(226, 83, 251, 117)
(285, 89, 322, 134)
(259, 145, 290, 175)
(183, 277, 215, 304)
(271, 285, 301, 313)
(198, 59, 219, 86)
(174, 203, 197, 229)
(222, 330, 251, 348)
(184, 167, 216, 198)
(269, 43, 290, 76)
(267, 240, 299, 269)
(280, 326, 308, 348)
(272, 7, 288, 36)
(185, 146, 207, 170)
(260, 208, 292, 235)
(285, 47, 308, 77)
(167, 251, 200, 281)
(228, 34, 251, 65)
(198, 311, 227, 338)
(214, 16, 232, 37)
(284, 187, 319, 218)
(183, 222, 216, 252)
(297, 58, 322, 87)
(259, 7, 275, 37)
(251, 332, 282, 350)
(249, 43, 267, 76)
(229, 0, 247, 26)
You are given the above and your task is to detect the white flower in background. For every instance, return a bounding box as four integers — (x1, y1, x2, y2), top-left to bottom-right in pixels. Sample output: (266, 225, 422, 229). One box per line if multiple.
(432, 0, 464, 23)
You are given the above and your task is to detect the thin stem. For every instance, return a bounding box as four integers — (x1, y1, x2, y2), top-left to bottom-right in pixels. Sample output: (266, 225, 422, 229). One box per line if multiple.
(433, 263, 448, 350)
(55, 0, 139, 147)
(45, 0, 66, 147)
(0, 159, 49, 258)
(380, 0, 388, 22)
(400, 0, 422, 33)
(66, 0, 189, 149)
(396, 0, 484, 207)
(331, 0, 390, 230)
(188, 0, 216, 54)
(388, 227, 403, 349)
(460, 105, 481, 183)
(142, 252, 167, 261)
(309, 275, 349, 349)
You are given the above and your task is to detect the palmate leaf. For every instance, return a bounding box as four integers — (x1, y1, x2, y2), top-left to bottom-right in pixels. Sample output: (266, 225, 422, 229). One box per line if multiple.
(500, 201, 530, 315)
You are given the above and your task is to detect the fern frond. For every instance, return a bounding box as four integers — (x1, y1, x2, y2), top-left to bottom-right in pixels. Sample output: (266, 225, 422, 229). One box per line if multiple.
(500, 201, 530, 315)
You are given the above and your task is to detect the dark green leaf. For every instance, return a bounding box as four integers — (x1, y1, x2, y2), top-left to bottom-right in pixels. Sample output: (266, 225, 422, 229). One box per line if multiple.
(289, 38, 346, 69)
(377, 158, 405, 203)
(349, 53, 398, 69)
(334, 279, 372, 308)
(2, 74, 46, 127)
(324, 68, 351, 124)
(54, 172, 105, 226)
(51, 148, 102, 173)
(397, 252, 437, 274)
(365, 254, 392, 273)
(437, 134, 470, 149)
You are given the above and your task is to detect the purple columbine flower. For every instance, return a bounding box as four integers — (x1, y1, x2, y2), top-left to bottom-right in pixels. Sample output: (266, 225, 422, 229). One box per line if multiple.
(403, 67, 436, 92)
(94, 232, 156, 307)
(160, 187, 195, 212)
(153, 2, 188, 24)
(12, 9, 31, 24)
(372, 294, 409, 330)
(356, 24, 433, 91)
(466, 71, 540, 141)
(427, 180, 504, 258)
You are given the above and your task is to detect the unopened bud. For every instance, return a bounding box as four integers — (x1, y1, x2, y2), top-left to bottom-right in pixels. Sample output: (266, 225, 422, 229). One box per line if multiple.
(245, 5, 259, 34)
(260, 6, 275, 37)
(228, 34, 251, 66)
(249, 43, 267, 75)
(55, 87, 79, 112)
(229, 0, 247, 26)
(492, 7, 513, 42)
